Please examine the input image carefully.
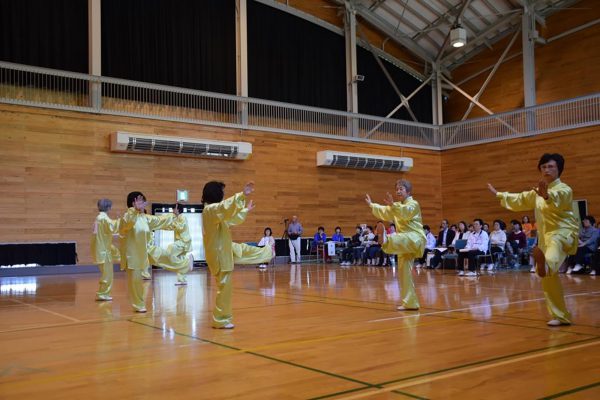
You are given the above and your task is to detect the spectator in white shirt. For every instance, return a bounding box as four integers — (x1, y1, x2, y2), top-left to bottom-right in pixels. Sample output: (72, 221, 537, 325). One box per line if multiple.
(257, 227, 276, 269)
(485, 220, 507, 272)
(416, 225, 436, 268)
(458, 219, 489, 276)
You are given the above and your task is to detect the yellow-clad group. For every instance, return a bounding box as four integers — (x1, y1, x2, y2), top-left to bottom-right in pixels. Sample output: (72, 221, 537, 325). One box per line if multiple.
(91, 153, 580, 329)
(90, 181, 273, 329)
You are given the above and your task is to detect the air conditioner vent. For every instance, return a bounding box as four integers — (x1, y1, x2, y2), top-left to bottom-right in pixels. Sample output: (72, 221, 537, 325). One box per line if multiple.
(111, 132, 251, 160)
(317, 151, 412, 172)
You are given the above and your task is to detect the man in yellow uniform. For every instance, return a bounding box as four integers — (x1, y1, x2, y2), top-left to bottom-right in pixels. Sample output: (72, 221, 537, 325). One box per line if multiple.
(366, 179, 425, 311)
(120, 192, 177, 313)
(202, 181, 273, 329)
(488, 153, 579, 326)
(91, 199, 121, 301)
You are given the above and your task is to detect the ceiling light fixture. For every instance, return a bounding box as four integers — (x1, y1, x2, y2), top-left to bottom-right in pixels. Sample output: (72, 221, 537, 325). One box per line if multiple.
(450, 25, 467, 48)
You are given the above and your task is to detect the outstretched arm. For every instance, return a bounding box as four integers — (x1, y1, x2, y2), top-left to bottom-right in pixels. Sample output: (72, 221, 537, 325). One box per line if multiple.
(489, 182, 536, 212)
(213, 181, 255, 222)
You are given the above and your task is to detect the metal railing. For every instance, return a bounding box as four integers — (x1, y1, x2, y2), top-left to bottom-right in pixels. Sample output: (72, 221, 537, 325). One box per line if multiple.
(439, 94, 600, 148)
(1, 61, 598, 150)
(0, 61, 438, 149)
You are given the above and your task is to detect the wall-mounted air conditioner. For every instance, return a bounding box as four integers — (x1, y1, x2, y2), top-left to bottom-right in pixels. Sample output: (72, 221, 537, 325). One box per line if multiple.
(110, 132, 252, 160)
(316, 150, 413, 172)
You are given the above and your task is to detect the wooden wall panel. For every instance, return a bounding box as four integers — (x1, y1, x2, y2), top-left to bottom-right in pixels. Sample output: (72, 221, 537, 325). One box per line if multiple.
(444, 0, 600, 122)
(440, 126, 600, 227)
(0, 104, 441, 264)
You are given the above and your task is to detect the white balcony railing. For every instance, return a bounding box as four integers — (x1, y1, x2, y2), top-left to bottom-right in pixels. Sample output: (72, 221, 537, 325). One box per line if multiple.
(1, 61, 598, 150)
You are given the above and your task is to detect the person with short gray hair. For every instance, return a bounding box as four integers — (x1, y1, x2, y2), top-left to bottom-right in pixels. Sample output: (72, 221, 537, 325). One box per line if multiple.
(366, 179, 426, 311)
(97, 198, 113, 212)
(91, 198, 121, 301)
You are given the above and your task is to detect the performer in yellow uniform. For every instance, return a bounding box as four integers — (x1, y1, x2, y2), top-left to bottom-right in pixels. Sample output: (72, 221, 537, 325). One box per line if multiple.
(154, 203, 194, 285)
(202, 181, 273, 329)
(91, 199, 121, 301)
(366, 179, 425, 311)
(120, 191, 177, 312)
(488, 153, 579, 326)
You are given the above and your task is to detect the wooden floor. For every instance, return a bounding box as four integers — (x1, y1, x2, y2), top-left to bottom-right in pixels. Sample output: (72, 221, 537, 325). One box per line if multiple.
(1, 264, 600, 399)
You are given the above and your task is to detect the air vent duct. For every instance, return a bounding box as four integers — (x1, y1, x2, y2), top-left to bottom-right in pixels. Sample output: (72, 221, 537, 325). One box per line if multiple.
(316, 151, 412, 172)
(110, 132, 251, 160)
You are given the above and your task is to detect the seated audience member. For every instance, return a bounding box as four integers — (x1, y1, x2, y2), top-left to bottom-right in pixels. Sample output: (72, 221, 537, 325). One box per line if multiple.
(386, 223, 397, 265)
(257, 227, 276, 269)
(450, 224, 457, 232)
(482, 222, 490, 235)
(312, 226, 328, 261)
(373, 221, 391, 266)
(522, 215, 535, 238)
(330, 226, 345, 262)
(332, 226, 344, 243)
(450, 221, 469, 246)
(365, 222, 384, 266)
(466, 223, 474, 237)
(416, 225, 436, 268)
(457, 219, 489, 276)
(567, 215, 599, 274)
(357, 226, 376, 265)
(341, 226, 362, 266)
(387, 223, 396, 234)
(506, 220, 527, 267)
(590, 222, 600, 276)
(430, 219, 456, 269)
(484, 220, 507, 272)
(440, 221, 469, 270)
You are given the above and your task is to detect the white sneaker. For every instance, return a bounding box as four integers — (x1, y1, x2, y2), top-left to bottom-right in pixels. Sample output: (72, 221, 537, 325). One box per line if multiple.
(572, 264, 583, 272)
(547, 319, 570, 327)
(480, 264, 486, 270)
(214, 323, 235, 329)
(566, 267, 573, 274)
(415, 263, 422, 268)
(258, 264, 267, 269)
(530, 266, 536, 273)
(590, 270, 596, 276)
(466, 271, 477, 277)
(458, 270, 465, 276)
(488, 263, 495, 271)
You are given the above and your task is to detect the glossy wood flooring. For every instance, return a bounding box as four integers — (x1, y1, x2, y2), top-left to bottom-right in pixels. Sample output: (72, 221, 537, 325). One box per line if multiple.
(1, 264, 600, 399)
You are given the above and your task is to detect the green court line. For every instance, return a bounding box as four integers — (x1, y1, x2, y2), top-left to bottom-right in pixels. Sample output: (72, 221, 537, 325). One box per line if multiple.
(308, 386, 376, 400)
(0, 316, 126, 334)
(538, 380, 600, 399)
(391, 389, 430, 399)
(235, 287, 600, 337)
(129, 319, 377, 389)
(376, 337, 600, 386)
(430, 313, 600, 338)
(312, 337, 600, 400)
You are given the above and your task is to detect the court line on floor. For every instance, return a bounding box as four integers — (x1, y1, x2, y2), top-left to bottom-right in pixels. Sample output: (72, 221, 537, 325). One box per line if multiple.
(234, 287, 600, 335)
(130, 319, 379, 388)
(315, 337, 600, 400)
(368, 290, 600, 323)
(130, 319, 434, 400)
(0, 312, 589, 399)
(7, 298, 80, 322)
(538, 380, 600, 399)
